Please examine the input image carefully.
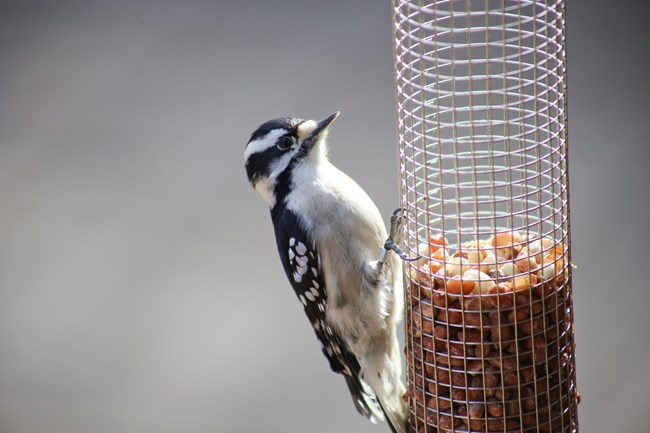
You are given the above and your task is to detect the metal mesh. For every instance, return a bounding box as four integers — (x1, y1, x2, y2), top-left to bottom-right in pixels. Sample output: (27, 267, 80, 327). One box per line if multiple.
(392, 1, 578, 432)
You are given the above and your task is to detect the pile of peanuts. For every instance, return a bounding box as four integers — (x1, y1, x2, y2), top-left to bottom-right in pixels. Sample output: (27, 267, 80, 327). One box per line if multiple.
(406, 231, 579, 432)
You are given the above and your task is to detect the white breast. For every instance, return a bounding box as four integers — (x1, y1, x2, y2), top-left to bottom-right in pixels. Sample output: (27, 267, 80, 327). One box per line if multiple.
(286, 157, 398, 349)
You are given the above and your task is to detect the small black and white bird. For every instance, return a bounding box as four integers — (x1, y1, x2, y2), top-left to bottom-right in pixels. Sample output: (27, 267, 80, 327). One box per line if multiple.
(244, 112, 409, 433)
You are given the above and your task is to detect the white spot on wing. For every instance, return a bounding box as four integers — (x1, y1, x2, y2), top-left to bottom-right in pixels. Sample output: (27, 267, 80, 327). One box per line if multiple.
(293, 271, 302, 283)
(296, 264, 308, 276)
(299, 294, 307, 305)
(311, 267, 318, 277)
(296, 255, 308, 267)
(289, 238, 295, 246)
(288, 249, 295, 262)
(296, 242, 307, 255)
(305, 291, 315, 302)
(310, 287, 319, 298)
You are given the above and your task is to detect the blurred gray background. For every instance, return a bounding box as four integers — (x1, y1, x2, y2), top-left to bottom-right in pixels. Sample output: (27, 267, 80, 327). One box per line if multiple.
(0, 1, 647, 432)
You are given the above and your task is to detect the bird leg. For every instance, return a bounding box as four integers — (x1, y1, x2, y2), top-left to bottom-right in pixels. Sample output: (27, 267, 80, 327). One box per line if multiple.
(377, 208, 420, 267)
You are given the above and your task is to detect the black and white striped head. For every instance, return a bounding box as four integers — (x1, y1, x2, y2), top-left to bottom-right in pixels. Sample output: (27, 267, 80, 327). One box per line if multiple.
(244, 112, 339, 207)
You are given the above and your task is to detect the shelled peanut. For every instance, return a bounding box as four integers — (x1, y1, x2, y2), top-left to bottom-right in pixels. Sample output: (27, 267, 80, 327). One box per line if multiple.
(406, 231, 578, 433)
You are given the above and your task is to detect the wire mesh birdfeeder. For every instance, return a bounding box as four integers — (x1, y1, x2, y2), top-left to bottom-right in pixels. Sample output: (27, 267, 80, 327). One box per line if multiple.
(392, 1, 578, 432)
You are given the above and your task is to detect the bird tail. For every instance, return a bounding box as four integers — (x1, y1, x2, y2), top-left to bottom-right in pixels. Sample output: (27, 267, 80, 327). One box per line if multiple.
(360, 335, 409, 433)
(378, 396, 408, 433)
(343, 373, 385, 424)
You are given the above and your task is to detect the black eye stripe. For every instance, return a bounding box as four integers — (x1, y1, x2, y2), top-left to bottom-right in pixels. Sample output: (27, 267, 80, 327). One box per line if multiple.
(245, 145, 284, 183)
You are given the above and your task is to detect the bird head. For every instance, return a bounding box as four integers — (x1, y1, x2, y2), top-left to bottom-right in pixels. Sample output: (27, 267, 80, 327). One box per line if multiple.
(244, 112, 340, 207)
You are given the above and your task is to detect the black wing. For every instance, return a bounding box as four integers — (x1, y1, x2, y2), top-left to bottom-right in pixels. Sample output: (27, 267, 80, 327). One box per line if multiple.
(270, 205, 382, 422)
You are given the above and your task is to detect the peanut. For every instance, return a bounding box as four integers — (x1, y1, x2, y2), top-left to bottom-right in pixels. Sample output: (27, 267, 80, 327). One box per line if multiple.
(492, 230, 523, 256)
(468, 375, 485, 401)
(437, 414, 454, 430)
(514, 274, 537, 292)
(468, 402, 485, 419)
(434, 325, 448, 340)
(435, 367, 451, 385)
(494, 387, 511, 401)
(520, 366, 535, 383)
(448, 340, 465, 357)
(427, 378, 449, 396)
(445, 256, 471, 277)
(436, 354, 465, 367)
(486, 399, 504, 417)
(451, 371, 467, 387)
(483, 369, 499, 389)
(463, 311, 486, 327)
(466, 360, 484, 375)
(520, 316, 545, 335)
(458, 328, 482, 343)
(507, 305, 530, 323)
(479, 251, 498, 274)
(487, 355, 518, 370)
(474, 339, 492, 357)
(505, 400, 520, 416)
(469, 419, 485, 431)
(413, 264, 434, 298)
(514, 247, 535, 272)
(503, 371, 519, 386)
(520, 386, 536, 411)
(412, 303, 434, 336)
(484, 283, 514, 309)
(432, 292, 447, 307)
(521, 413, 538, 427)
(416, 242, 431, 266)
(429, 233, 449, 250)
(461, 295, 484, 311)
(445, 275, 475, 295)
(426, 395, 451, 412)
(436, 303, 463, 325)
(421, 335, 433, 352)
(462, 269, 494, 294)
(451, 387, 466, 401)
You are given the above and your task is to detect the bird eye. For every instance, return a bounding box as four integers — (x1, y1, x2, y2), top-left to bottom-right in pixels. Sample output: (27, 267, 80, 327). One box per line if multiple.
(276, 136, 294, 150)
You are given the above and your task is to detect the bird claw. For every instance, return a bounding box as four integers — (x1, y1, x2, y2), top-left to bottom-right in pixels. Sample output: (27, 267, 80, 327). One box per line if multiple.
(385, 208, 421, 262)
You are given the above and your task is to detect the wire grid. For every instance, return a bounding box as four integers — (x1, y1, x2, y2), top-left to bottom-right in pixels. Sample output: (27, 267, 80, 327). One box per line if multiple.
(392, 1, 577, 432)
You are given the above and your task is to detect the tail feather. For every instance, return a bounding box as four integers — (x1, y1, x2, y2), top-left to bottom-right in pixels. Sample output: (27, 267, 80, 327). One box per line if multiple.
(376, 396, 409, 433)
(359, 334, 409, 433)
(343, 364, 409, 433)
(343, 374, 384, 424)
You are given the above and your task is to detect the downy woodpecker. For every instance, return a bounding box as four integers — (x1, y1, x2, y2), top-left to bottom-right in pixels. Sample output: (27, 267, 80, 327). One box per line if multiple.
(244, 112, 409, 433)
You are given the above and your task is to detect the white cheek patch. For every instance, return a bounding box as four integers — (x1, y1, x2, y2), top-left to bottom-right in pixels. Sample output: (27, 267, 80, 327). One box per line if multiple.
(254, 180, 276, 208)
(268, 152, 294, 178)
(253, 151, 294, 208)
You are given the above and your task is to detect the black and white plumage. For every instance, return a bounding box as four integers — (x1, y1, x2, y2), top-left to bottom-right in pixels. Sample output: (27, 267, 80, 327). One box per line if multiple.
(244, 112, 408, 433)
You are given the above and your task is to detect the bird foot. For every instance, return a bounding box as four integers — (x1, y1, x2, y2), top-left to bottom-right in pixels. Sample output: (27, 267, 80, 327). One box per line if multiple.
(384, 208, 420, 262)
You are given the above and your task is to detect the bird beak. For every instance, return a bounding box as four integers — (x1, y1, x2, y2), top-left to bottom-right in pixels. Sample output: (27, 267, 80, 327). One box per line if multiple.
(306, 111, 340, 143)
